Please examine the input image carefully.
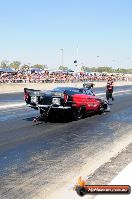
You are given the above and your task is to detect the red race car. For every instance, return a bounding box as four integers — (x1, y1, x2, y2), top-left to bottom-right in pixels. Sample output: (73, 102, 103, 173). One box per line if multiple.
(24, 86, 109, 122)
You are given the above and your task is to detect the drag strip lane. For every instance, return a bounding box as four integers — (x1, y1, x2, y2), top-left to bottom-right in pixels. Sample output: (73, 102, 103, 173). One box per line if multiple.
(0, 88, 132, 149)
(0, 85, 132, 110)
(0, 88, 132, 199)
(0, 93, 131, 147)
(0, 87, 132, 122)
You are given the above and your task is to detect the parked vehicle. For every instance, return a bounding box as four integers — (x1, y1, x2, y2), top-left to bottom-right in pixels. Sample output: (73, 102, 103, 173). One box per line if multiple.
(24, 86, 109, 122)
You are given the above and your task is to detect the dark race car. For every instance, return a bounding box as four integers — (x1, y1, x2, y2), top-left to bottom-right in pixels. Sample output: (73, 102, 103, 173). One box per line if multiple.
(24, 85, 110, 122)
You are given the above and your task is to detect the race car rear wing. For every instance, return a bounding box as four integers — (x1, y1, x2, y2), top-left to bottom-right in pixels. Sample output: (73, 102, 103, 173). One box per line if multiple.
(24, 88, 41, 102)
(24, 88, 40, 94)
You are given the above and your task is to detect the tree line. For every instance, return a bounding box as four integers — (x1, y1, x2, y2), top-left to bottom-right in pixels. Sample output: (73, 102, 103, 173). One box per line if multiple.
(59, 65, 132, 74)
(0, 60, 47, 70)
(0, 60, 132, 74)
(81, 66, 132, 74)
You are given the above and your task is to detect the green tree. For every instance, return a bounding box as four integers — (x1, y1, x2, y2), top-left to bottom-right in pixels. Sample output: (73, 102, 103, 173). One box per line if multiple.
(32, 64, 46, 70)
(1, 60, 9, 68)
(97, 67, 113, 73)
(10, 61, 21, 70)
(21, 64, 30, 70)
(58, 66, 68, 71)
(81, 66, 91, 72)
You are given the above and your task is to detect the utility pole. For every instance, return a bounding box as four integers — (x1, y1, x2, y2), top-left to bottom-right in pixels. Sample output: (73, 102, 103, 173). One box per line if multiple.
(76, 45, 78, 64)
(74, 45, 79, 72)
(60, 48, 63, 67)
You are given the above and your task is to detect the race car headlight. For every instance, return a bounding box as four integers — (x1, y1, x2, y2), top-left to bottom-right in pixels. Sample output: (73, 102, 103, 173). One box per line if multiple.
(52, 98, 60, 105)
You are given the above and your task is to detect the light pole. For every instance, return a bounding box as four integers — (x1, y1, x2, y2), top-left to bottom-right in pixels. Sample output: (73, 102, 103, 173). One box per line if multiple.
(75, 46, 78, 66)
(74, 46, 79, 72)
(76, 45, 78, 64)
(97, 56, 100, 68)
(60, 48, 63, 67)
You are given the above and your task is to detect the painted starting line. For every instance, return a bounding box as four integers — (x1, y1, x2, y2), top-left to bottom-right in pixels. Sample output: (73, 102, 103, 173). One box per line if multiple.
(0, 89, 131, 110)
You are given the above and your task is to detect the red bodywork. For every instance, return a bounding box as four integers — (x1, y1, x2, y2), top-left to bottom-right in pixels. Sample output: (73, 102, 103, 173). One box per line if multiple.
(70, 93, 101, 112)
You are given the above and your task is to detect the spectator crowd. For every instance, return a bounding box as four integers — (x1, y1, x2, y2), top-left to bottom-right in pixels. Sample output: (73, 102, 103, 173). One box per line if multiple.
(0, 69, 131, 84)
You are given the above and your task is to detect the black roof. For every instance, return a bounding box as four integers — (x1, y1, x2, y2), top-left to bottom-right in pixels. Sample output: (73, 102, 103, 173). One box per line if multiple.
(53, 87, 79, 91)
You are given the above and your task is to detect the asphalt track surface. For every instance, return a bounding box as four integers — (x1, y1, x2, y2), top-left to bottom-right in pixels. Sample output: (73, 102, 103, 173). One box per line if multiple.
(0, 85, 132, 199)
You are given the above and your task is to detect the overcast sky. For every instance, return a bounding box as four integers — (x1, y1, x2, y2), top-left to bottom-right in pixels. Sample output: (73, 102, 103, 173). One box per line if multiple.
(0, 0, 132, 69)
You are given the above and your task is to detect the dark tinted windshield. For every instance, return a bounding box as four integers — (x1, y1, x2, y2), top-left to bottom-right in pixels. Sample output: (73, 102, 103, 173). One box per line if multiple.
(79, 88, 95, 95)
(66, 90, 81, 95)
(53, 87, 79, 91)
(52, 87, 94, 95)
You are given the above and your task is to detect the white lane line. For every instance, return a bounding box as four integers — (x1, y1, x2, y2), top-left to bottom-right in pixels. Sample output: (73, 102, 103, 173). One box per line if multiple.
(96, 89, 132, 96)
(0, 89, 132, 110)
(100, 92, 132, 98)
(0, 103, 25, 109)
(0, 91, 23, 94)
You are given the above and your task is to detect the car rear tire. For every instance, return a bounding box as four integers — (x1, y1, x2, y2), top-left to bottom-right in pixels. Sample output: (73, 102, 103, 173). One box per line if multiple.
(72, 107, 83, 121)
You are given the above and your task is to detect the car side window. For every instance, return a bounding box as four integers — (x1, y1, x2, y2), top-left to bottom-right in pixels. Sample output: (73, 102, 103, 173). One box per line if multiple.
(85, 90, 90, 95)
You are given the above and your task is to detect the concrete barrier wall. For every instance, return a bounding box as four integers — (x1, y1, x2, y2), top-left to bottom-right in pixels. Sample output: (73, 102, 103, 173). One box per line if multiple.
(0, 81, 131, 93)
